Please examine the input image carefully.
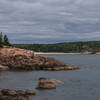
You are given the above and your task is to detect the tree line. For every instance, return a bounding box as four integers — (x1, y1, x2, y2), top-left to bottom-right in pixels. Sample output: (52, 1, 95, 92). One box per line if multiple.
(13, 41, 100, 53)
(0, 32, 10, 48)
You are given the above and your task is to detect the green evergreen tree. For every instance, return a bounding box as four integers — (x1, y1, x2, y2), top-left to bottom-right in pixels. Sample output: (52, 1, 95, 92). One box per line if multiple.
(0, 32, 3, 47)
(3, 35, 10, 46)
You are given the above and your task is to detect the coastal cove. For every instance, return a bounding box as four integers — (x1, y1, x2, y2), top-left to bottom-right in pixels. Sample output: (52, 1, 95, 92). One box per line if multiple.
(0, 54, 100, 100)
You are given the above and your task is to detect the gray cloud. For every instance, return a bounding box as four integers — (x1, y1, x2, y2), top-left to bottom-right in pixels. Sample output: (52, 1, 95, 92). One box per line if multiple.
(0, 0, 100, 43)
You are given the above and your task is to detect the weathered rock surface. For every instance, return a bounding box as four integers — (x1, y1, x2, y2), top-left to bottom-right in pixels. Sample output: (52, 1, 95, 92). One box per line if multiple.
(16, 90, 26, 95)
(0, 89, 36, 100)
(48, 78, 63, 84)
(0, 64, 9, 71)
(0, 46, 34, 58)
(1, 89, 36, 96)
(25, 90, 36, 95)
(0, 47, 34, 70)
(1, 89, 17, 96)
(0, 47, 80, 71)
(3, 96, 29, 100)
(37, 77, 56, 89)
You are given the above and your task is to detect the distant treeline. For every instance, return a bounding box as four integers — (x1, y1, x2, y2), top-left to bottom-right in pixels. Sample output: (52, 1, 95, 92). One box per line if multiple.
(13, 41, 100, 53)
(0, 32, 11, 47)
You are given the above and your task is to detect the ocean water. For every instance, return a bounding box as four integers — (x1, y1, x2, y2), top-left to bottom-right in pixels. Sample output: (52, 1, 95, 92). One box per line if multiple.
(0, 54, 100, 100)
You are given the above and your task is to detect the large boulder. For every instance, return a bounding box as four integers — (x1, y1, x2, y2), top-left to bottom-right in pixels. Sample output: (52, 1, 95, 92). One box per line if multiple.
(1, 89, 17, 96)
(0, 89, 36, 100)
(36, 78, 56, 89)
(1, 89, 36, 96)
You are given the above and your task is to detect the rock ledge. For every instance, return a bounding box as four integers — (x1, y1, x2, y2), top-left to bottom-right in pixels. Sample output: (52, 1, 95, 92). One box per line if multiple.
(0, 47, 80, 71)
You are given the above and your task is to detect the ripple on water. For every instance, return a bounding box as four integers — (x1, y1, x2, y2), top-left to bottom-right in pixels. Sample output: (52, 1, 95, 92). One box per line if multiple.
(0, 54, 100, 100)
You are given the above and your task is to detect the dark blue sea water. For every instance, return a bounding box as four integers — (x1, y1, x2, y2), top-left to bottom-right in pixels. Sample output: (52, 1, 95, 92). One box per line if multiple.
(0, 54, 100, 100)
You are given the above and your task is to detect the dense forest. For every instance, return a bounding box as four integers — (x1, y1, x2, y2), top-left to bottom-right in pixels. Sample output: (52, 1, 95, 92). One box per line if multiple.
(0, 32, 10, 47)
(13, 41, 100, 53)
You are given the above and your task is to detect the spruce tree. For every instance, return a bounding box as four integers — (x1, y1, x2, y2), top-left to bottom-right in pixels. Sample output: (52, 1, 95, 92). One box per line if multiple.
(3, 35, 10, 46)
(0, 32, 3, 47)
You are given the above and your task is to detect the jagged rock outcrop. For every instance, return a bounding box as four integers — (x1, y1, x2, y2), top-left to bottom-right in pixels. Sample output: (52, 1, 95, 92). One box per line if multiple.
(1, 89, 36, 96)
(0, 89, 36, 100)
(0, 47, 34, 70)
(36, 78, 56, 89)
(0, 47, 80, 71)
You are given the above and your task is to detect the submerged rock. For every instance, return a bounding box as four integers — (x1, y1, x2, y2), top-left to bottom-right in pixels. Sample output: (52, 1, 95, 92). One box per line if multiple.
(48, 78, 63, 84)
(64, 66, 80, 70)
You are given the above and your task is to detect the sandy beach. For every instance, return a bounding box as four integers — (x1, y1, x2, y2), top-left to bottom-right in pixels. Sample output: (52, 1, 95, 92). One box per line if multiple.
(35, 52, 100, 55)
(35, 52, 81, 55)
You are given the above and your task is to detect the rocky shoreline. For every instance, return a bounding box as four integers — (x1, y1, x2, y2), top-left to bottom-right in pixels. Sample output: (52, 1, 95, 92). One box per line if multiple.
(0, 46, 80, 71)
(0, 89, 36, 100)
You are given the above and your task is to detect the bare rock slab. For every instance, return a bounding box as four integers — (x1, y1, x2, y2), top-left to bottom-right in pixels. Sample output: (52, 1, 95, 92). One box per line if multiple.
(36, 78, 56, 89)
(0, 47, 80, 71)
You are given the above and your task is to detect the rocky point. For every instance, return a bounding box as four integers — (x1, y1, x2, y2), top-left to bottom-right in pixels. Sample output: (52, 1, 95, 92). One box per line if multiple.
(0, 46, 80, 71)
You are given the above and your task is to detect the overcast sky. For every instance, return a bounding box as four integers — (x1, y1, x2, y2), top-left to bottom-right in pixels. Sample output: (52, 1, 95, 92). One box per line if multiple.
(0, 0, 100, 43)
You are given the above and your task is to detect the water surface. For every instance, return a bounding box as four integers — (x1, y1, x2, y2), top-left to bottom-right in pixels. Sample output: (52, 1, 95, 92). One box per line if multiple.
(0, 54, 100, 100)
